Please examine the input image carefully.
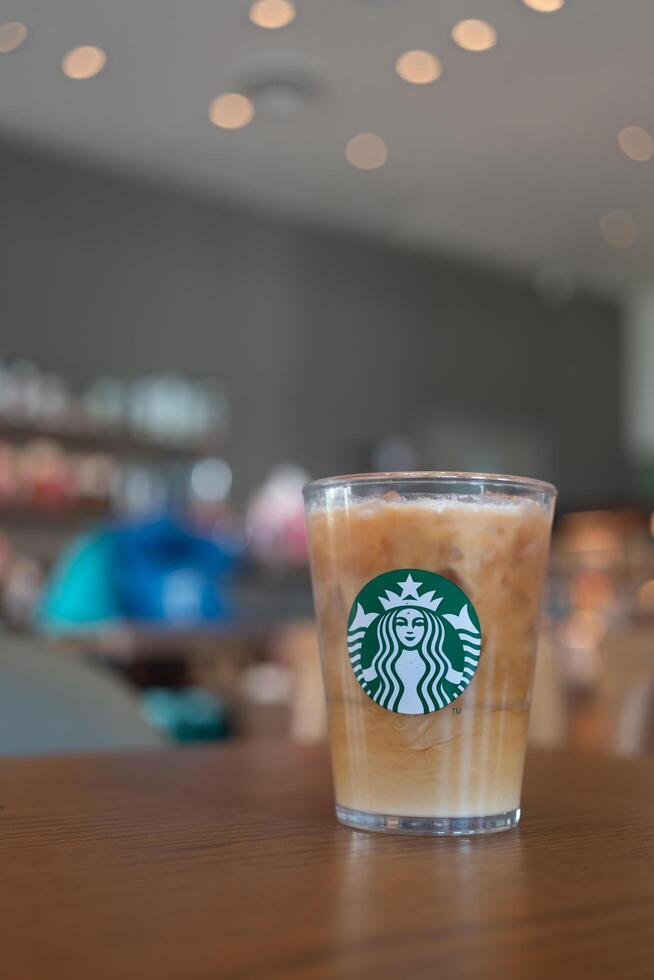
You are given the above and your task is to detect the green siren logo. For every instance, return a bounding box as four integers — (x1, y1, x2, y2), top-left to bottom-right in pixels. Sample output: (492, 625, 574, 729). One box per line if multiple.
(347, 569, 482, 714)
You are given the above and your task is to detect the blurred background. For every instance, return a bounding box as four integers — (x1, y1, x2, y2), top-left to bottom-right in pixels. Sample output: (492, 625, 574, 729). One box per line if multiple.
(0, 0, 653, 756)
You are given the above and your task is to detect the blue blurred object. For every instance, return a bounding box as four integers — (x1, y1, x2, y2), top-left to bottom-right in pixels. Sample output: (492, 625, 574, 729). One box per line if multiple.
(39, 514, 239, 632)
(113, 515, 236, 625)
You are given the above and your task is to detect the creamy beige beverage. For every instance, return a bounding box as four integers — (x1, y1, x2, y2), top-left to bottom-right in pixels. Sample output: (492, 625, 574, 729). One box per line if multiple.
(305, 476, 555, 833)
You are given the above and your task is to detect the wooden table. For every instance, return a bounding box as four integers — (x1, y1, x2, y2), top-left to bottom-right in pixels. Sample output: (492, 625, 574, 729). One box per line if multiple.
(1, 743, 654, 980)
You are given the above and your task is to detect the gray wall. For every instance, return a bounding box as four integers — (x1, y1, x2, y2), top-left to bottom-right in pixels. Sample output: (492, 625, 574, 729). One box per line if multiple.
(0, 142, 621, 506)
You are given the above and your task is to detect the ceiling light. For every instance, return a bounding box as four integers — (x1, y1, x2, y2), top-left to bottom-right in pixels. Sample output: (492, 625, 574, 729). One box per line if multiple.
(521, 0, 565, 11)
(249, 0, 296, 29)
(346, 133, 388, 171)
(617, 126, 654, 162)
(451, 19, 497, 52)
(209, 93, 255, 129)
(599, 210, 638, 249)
(62, 46, 107, 79)
(395, 50, 442, 85)
(0, 21, 27, 53)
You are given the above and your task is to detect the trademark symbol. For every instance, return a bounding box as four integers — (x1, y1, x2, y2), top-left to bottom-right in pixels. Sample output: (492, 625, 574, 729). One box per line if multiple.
(452, 706, 462, 715)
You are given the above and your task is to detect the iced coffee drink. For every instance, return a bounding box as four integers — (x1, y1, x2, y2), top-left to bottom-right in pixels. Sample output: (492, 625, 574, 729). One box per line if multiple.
(304, 472, 555, 835)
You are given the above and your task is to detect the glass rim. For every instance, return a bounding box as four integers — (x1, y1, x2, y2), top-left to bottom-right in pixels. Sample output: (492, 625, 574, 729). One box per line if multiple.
(303, 470, 558, 498)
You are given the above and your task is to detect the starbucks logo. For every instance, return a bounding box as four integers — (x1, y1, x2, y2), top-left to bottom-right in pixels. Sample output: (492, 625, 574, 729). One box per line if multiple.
(347, 569, 482, 714)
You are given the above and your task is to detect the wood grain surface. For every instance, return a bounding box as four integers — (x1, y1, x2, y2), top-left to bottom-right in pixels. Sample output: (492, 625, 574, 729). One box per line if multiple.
(1, 742, 653, 980)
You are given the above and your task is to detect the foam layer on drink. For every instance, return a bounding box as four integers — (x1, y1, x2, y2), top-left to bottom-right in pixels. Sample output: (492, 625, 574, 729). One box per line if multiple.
(307, 494, 552, 817)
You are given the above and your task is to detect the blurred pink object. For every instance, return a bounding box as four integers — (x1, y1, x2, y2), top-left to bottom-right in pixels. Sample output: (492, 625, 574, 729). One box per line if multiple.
(247, 464, 309, 567)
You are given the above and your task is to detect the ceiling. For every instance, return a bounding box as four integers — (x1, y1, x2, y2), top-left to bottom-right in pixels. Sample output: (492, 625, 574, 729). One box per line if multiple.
(2, 0, 654, 295)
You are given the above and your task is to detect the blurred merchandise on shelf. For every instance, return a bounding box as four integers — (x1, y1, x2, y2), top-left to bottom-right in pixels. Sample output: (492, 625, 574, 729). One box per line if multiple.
(233, 660, 294, 737)
(272, 619, 327, 743)
(0, 437, 116, 513)
(246, 464, 309, 569)
(2, 553, 45, 629)
(0, 355, 236, 636)
(547, 509, 654, 656)
(0, 358, 228, 446)
(114, 516, 239, 624)
(142, 686, 228, 742)
(0, 358, 232, 530)
(187, 457, 234, 530)
(532, 508, 654, 755)
(4, 357, 652, 754)
(39, 514, 241, 633)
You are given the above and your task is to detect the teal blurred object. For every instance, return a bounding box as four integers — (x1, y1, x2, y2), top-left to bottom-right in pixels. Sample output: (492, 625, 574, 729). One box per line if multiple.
(141, 687, 228, 743)
(38, 531, 122, 631)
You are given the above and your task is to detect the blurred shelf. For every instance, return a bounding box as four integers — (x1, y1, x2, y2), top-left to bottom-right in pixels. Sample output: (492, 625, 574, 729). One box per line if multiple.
(0, 419, 221, 460)
(0, 501, 113, 530)
(57, 626, 236, 658)
(36, 580, 314, 659)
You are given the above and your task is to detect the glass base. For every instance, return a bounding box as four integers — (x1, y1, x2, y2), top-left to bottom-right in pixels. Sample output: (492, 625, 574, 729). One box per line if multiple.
(335, 804, 520, 836)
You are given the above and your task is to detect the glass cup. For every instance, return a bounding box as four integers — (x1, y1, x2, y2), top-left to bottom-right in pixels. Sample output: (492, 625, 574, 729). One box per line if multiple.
(304, 472, 556, 836)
